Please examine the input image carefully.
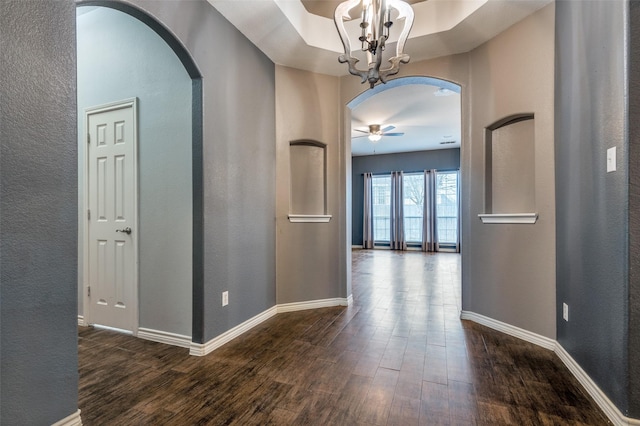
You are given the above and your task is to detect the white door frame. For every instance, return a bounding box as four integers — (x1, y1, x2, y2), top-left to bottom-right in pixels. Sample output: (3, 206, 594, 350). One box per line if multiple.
(82, 98, 139, 334)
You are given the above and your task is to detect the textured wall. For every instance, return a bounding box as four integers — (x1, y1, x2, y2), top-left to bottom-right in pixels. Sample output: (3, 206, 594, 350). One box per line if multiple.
(77, 6, 193, 337)
(0, 0, 79, 423)
(275, 66, 344, 303)
(555, 0, 630, 415)
(351, 149, 460, 246)
(629, 2, 640, 417)
(465, 4, 556, 339)
(122, 0, 277, 342)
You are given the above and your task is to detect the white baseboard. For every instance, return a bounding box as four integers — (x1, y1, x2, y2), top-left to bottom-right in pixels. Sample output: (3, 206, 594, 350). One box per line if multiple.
(461, 310, 640, 426)
(138, 328, 192, 349)
(190, 296, 353, 357)
(52, 409, 82, 426)
(77, 315, 86, 327)
(277, 296, 351, 313)
(190, 306, 278, 356)
(555, 343, 640, 426)
(460, 310, 555, 350)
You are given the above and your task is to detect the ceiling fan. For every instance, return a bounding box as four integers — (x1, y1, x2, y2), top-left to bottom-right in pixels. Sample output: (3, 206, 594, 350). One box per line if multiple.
(353, 124, 404, 142)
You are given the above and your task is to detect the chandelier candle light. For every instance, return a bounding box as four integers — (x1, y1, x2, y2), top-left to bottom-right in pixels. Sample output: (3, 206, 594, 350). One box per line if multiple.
(334, 0, 414, 88)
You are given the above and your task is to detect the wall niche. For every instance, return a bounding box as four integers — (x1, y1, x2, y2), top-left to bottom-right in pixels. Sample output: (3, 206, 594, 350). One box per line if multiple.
(288, 140, 331, 223)
(479, 114, 538, 224)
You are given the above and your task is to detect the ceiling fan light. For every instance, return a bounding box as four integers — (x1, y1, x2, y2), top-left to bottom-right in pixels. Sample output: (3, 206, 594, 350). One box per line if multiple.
(368, 133, 382, 142)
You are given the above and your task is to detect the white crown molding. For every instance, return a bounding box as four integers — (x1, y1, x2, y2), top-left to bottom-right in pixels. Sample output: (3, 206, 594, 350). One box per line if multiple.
(461, 310, 640, 426)
(478, 213, 538, 224)
(51, 409, 82, 426)
(138, 328, 192, 349)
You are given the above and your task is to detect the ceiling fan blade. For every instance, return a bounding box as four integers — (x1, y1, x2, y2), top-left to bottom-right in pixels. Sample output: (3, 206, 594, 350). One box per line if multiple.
(383, 132, 404, 137)
(352, 135, 369, 139)
(353, 129, 369, 134)
(381, 125, 395, 132)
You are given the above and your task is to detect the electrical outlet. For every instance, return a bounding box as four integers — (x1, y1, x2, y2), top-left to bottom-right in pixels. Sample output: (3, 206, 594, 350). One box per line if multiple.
(222, 291, 229, 307)
(562, 303, 569, 321)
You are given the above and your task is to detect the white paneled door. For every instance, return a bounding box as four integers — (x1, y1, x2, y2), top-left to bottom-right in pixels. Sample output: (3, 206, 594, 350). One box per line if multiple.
(85, 99, 138, 333)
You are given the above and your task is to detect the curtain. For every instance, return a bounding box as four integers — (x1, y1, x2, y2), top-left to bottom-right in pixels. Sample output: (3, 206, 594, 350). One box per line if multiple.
(422, 169, 437, 252)
(363, 172, 374, 249)
(390, 171, 406, 250)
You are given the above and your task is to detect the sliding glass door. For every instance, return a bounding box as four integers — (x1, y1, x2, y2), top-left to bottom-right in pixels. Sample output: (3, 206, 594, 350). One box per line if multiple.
(369, 171, 459, 249)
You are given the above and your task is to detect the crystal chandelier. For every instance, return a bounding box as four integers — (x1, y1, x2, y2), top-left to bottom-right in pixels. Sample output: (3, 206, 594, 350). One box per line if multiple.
(334, 0, 414, 89)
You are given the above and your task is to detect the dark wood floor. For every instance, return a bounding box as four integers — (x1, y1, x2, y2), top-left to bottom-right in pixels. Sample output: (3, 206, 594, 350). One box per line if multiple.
(79, 249, 610, 425)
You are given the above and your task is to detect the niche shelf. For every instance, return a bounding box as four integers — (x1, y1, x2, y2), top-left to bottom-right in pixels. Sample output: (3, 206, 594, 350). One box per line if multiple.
(481, 114, 537, 224)
(288, 140, 331, 223)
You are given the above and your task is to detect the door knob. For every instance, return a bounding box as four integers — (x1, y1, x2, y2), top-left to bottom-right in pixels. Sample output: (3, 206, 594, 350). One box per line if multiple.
(116, 227, 132, 235)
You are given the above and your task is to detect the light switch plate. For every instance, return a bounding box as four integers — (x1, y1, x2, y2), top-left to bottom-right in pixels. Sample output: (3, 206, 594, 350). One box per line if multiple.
(607, 147, 617, 173)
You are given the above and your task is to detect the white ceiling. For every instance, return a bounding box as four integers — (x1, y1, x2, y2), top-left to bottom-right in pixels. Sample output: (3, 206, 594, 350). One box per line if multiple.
(208, 0, 551, 155)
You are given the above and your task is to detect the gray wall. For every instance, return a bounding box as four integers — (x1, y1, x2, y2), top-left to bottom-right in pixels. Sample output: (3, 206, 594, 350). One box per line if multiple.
(629, 1, 640, 417)
(0, 0, 79, 423)
(77, 6, 193, 337)
(555, 0, 630, 415)
(121, 0, 277, 342)
(275, 66, 345, 303)
(351, 149, 460, 246)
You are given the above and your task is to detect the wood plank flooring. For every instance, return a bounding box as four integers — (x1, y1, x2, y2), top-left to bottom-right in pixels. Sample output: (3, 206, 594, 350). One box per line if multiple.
(79, 249, 611, 425)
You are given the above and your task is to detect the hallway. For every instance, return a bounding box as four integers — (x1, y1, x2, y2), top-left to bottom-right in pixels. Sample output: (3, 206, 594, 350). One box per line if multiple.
(78, 250, 608, 425)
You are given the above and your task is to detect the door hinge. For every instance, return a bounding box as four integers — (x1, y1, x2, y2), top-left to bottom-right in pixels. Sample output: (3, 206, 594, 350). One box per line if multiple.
(87, 286, 91, 297)
(87, 209, 91, 220)
(87, 133, 90, 144)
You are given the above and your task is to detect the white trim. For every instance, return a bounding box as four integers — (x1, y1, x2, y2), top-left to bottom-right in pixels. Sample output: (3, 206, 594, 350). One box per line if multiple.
(352, 245, 363, 249)
(460, 310, 555, 351)
(78, 315, 86, 327)
(51, 409, 82, 426)
(189, 297, 353, 357)
(277, 297, 351, 313)
(478, 213, 538, 224)
(288, 214, 332, 223)
(138, 328, 192, 349)
(190, 306, 278, 356)
(555, 344, 640, 426)
(461, 310, 640, 426)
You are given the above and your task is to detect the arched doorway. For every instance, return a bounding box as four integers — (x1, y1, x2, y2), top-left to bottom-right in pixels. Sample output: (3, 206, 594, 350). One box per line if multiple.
(76, 1, 204, 343)
(345, 76, 463, 307)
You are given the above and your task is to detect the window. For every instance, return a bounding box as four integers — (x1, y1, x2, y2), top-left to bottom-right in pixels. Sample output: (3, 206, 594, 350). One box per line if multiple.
(403, 173, 423, 243)
(436, 171, 458, 245)
(372, 175, 391, 242)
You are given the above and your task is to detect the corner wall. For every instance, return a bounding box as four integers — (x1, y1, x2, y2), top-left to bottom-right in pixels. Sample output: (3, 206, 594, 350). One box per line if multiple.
(466, 3, 556, 339)
(0, 0, 79, 423)
(555, 0, 630, 415)
(275, 66, 345, 303)
(122, 0, 276, 342)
